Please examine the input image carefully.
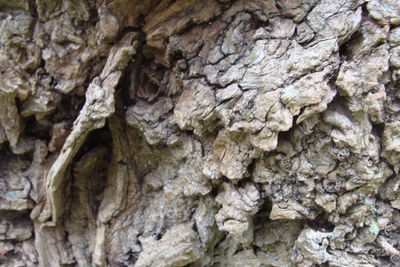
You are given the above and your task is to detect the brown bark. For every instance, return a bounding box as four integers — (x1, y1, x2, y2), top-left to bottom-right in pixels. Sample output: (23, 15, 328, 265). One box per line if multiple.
(0, 0, 400, 266)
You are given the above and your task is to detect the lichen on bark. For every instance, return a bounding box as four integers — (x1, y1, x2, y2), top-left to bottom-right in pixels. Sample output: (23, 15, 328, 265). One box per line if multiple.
(0, 0, 400, 266)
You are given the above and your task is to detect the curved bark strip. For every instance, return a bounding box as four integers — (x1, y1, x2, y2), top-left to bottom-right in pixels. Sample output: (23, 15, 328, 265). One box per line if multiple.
(40, 34, 137, 225)
(0, 0, 400, 266)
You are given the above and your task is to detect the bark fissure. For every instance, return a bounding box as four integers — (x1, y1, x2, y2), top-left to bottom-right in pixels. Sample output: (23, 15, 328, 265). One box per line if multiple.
(1, 0, 400, 266)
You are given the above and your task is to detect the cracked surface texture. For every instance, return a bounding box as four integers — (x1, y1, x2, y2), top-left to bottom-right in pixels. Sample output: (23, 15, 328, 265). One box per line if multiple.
(0, 0, 400, 266)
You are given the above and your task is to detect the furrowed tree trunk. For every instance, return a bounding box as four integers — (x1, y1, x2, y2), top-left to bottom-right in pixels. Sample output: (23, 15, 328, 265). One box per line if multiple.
(0, 0, 400, 266)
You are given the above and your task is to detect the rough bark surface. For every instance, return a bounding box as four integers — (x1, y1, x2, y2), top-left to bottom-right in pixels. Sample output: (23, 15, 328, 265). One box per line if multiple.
(0, 0, 400, 266)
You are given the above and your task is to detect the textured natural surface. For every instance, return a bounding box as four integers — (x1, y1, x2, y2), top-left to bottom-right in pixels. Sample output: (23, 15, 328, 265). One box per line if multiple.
(0, 0, 400, 266)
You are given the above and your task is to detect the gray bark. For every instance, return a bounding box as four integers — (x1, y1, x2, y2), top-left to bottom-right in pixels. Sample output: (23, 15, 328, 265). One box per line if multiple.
(0, 0, 400, 266)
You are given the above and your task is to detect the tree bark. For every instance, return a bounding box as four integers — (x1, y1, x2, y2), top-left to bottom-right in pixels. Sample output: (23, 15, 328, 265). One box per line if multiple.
(0, 0, 400, 266)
